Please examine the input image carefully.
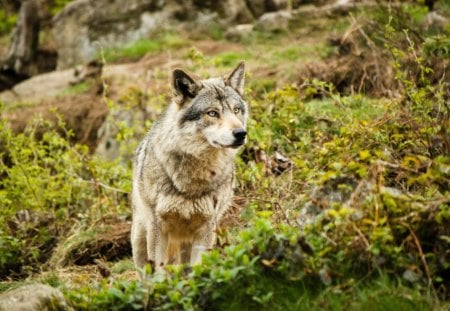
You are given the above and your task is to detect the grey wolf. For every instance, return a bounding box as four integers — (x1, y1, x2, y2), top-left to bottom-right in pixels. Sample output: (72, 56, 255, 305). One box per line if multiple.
(131, 62, 248, 272)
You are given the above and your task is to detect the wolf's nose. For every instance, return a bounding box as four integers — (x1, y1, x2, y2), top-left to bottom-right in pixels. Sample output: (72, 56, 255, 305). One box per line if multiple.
(233, 128, 247, 141)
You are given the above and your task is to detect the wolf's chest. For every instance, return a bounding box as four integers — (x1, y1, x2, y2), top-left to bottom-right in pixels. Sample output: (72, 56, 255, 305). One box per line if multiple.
(164, 152, 233, 196)
(171, 168, 229, 195)
(156, 193, 218, 221)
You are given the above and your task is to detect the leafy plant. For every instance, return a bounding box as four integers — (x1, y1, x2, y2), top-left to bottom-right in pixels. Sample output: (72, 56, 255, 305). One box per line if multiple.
(0, 9, 17, 35)
(0, 107, 130, 278)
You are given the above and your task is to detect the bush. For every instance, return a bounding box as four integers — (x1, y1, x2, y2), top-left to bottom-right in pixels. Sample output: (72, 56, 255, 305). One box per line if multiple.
(0, 9, 17, 36)
(65, 216, 447, 310)
(0, 108, 131, 278)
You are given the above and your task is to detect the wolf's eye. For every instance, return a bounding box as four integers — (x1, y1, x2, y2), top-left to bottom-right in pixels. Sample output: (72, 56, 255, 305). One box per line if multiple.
(233, 107, 241, 114)
(207, 111, 219, 117)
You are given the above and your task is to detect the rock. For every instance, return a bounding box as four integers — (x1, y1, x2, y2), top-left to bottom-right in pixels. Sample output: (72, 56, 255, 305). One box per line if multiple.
(254, 10, 292, 32)
(0, 61, 108, 151)
(297, 176, 361, 229)
(0, 69, 76, 103)
(95, 108, 138, 161)
(220, 0, 255, 23)
(0, 61, 102, 105)
(52, 0, 170, 69)
(424, 11, 448, 30)
(246, 0, 289, 18)
(0, 284, 68, 311)
(224, 24, 254, 41)
(51, 0, 294, 69)
(180, 0, 254, 24)
(403, 267, 423, 283)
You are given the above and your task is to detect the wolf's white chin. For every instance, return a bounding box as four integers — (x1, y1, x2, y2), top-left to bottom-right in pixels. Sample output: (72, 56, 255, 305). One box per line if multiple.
(210, 140, 245, 149)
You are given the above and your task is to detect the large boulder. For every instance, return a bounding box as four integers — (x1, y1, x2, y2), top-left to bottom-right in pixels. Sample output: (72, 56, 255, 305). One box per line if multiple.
(51, 0, 263, 69)
(52, 0, 170, 69)
(0, 284, 68, 311)
(246, 0, 288, 18)
(255, 10, 292, 32)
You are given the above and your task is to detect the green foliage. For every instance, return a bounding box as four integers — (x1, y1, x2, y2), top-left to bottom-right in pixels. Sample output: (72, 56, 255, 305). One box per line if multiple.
(0, 9, 17, 35)
(0, 107, 130, 278)
(58, 81, 90, 96)
(211, 51, 252, 68)
(0, 0, 74, 36)
(66, 217, 447, 310)
(103, 32, 188, 63)
(204, 23, 225, 40)
(50, 0, 75, 16)
(67, 280, 146, 310)
(403, 3, 429, 24)
(423, 35, 450, 58)
(0, 233, 21, 274)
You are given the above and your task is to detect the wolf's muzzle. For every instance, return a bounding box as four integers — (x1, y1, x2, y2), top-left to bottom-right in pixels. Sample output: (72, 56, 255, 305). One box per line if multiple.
(232, 128, 247, 146)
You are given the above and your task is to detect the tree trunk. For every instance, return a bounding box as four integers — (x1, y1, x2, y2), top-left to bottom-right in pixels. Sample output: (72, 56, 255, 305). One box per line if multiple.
(5, 0, 40, 75)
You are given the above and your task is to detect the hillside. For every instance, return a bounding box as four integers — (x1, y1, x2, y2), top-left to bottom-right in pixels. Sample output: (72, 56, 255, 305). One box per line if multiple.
(0, 1, 449, 310)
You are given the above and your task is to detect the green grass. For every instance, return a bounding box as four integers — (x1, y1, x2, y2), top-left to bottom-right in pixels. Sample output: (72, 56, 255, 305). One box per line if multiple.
(58, 81, 90, 96)
(214, 275, 442, 311)
(273, 45, 320, 62)
(103, 32, 188, 62)
(0, 9, 17, 35)
(304, 96, 386, 123)
(210, 51, 253, 67)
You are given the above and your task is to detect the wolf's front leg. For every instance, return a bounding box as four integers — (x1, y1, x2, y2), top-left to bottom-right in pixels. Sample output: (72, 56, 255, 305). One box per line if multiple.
(131, 220, 147, 270)
(154, 226, 169, 270)
(190, 222, 216, 265)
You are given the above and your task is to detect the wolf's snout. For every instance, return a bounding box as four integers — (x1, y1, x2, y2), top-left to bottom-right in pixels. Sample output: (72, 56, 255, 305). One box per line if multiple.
(233, 128, 247, 142)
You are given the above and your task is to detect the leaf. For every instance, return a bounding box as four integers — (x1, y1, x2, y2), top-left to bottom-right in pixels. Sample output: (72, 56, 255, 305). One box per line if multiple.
(261, 258, 277, 267)
(359, 150, 371, 161)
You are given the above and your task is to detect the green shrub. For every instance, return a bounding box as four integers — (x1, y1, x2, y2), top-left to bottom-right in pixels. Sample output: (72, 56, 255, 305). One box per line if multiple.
(65, 216, 447, 310)
(0, 108, 130, 278)
(0, 9, 17, 35)
(50, 0, 75, 16)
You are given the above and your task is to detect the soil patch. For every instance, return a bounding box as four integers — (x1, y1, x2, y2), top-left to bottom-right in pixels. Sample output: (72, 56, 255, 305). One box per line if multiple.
(4, 94, 108, 151)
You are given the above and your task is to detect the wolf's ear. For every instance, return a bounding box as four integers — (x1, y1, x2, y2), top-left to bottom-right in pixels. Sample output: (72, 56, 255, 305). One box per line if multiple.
(173, 69, 201, 104)
(225, 61, 245, 96)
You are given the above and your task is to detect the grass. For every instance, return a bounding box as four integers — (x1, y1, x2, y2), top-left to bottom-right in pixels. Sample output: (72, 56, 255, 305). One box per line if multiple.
(47, 264, 447, 310)
(58, 81, 90, 96)
(304, 96, 387, 123)
(210, 51, 253, 67)
(273, 44, 325, 62)
(215, 275, 443, 311)
(103, 32, 188, 62)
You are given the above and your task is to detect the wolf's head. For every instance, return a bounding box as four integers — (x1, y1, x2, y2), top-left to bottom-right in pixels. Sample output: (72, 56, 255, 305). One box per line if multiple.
(172, 62, 248, 149)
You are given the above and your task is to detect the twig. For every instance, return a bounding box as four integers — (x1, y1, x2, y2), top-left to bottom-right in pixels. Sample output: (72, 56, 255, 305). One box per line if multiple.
(274, 201, 292, 226)
(321, 232, 337, 247)
(344, 179, 367, 208)
(375, 159, 419, 173)
(351, 223, 370, 250)
(68, 172, 128, 193)
(399, 221, 438, 300)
